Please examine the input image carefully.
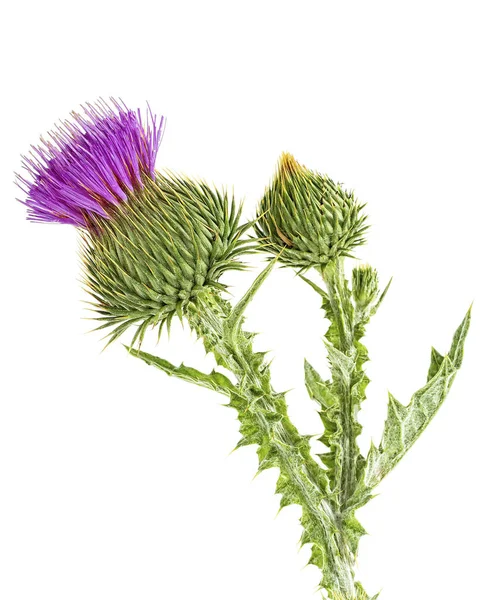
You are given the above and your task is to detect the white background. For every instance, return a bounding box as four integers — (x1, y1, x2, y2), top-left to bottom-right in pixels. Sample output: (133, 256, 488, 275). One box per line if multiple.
(1, 1, 490, 599)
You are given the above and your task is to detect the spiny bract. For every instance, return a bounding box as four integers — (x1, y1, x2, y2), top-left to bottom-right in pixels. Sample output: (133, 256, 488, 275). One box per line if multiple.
(82, 172, 251, 346)
(255, 153, 369, 269)
(351, 264, 380, 310)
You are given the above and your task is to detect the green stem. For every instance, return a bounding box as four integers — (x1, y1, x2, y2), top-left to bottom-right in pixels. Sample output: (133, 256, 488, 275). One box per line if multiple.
(297, 258, 376, 597)
(320, 258, 364, 511)
(188, 290, 360, 599)
(322, 259, 353, 353)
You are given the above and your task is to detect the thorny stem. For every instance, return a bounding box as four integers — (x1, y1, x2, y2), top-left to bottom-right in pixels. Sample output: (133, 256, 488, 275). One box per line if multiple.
(187, 291, 362, 599)
(322, 259, 353, 353)
(320, 258, 362, 510)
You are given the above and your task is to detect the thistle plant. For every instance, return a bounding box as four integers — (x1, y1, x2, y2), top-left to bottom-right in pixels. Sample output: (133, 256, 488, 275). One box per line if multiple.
(18, 101, 470, 600)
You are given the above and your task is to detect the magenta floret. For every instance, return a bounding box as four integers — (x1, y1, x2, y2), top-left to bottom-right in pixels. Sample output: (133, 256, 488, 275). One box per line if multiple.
(17, 99, 165, 226)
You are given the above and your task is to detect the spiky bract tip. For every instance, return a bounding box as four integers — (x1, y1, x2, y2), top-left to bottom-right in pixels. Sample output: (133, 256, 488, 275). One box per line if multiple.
(17, 99, 164, 226)
(82, 172, 252, 347)
(255, 153, 369, 269)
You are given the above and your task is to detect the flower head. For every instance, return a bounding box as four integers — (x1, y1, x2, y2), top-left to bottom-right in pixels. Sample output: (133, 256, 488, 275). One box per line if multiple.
(255, 153, 369, 269)
(18, 99, 251, 346)
(17, 99, 164, 226)
(82, 173, 251, 346)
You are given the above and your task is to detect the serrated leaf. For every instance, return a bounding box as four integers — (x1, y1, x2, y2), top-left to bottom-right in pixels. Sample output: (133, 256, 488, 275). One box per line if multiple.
(305, 258, 373, 513)
(304, 360, 338, 409)
(342, 512, 368, 556)
(126, 346, 237, 396)
(353, 583, 381, 600)
(370, 276, 392, 316)
(448, 305, 471, 368)
(304, 359, 343, 498)
(130, 285, 368, 597)
(353, 308, 471, 502)
(427, 346, 444, 381)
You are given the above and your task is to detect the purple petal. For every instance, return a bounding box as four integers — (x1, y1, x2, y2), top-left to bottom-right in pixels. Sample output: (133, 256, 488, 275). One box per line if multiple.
(17, 98, 165, 226)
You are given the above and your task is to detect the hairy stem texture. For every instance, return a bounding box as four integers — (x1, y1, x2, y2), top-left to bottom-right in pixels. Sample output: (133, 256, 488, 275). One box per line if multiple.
(303, 259, 374, 597)
(128, 262, 469, 600)
(189, 290, 361, 599)
(305, 257, 469, 598)
(129, 272, 368, 599)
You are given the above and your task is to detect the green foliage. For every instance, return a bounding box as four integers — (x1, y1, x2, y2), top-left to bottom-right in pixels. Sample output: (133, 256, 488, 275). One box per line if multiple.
(303, 260, 384, 508)
(81, 172, 253, 346)
(81, 154, 469, 599)
(20, 90, 473, 600)
(125, 346, 237, 396)
(301, 258, 470, 596)
(254, 153, 369, 269)
(129, 269, 370, 599)
(350, 307, 471, 510)
(301, 259, 374, 583)
(125, 239, 470, 599)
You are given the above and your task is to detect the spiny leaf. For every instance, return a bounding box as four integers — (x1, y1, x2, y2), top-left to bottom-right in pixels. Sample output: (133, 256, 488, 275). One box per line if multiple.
(342, 512, 368, 556)
(427, 346, 445, 381)
(225, 259, 276, 338)
(305, 258, 372, 512)
(352, 308, 471, 505)
(126, 346, 237, 396)
(305, 359, 343, 498)
(370, 276, 392, 316)
(354, 583, 381, 600)
(298, 272, 330, 301)
(448, 304, 472, 368)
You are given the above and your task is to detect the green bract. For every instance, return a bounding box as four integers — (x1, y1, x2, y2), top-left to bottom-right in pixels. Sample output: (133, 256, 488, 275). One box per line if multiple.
(351, 264, 379, 311)
(255, 153, 369, 269)
(81, 172, 251, 346)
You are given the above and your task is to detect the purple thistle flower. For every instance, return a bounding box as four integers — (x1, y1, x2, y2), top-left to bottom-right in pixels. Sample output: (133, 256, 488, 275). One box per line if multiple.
(17, 99, 165, 227)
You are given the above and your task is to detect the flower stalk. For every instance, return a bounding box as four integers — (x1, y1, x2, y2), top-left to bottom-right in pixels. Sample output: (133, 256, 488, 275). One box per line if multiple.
(130, 278, 365, 598)
(255, 153, 471, 598)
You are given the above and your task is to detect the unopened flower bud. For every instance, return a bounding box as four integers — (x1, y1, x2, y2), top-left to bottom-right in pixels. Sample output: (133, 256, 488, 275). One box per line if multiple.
(255, 153, 368, 269)
(352, 264, 379, 310)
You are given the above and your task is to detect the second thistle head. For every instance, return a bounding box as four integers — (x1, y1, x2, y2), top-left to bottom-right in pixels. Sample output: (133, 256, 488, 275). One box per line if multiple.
(255, 153, 368, 269)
